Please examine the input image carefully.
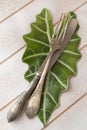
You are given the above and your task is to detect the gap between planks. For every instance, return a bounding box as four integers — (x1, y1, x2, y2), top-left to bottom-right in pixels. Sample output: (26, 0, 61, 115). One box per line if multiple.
(0, 1, 87, 65)
(0, 0, 34, 24)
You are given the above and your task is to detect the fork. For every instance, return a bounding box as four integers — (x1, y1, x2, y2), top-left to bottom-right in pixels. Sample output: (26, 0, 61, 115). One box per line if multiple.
(25, 27, 65, 118)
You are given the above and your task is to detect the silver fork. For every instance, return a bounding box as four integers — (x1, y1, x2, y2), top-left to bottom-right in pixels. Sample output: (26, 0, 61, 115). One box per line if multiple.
(25, 25, 65, 118)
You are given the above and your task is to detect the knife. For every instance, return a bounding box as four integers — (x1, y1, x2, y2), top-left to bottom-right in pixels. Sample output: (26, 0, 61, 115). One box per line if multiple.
(7, 18, 78, 122)
(25, 18, 78, 117)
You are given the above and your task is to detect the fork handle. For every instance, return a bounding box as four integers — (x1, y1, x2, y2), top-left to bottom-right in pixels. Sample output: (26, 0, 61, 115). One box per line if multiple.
(7, 74, 40, 122)
(25, 51, 53, 118)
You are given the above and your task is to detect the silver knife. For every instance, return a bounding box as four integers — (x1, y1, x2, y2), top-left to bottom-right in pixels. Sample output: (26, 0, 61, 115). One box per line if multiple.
(7, 18, 77, 122)
(25, 18, 78, 117)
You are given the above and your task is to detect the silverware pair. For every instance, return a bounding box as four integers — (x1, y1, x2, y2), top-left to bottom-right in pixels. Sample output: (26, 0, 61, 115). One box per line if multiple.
(7, 15, 78, 122)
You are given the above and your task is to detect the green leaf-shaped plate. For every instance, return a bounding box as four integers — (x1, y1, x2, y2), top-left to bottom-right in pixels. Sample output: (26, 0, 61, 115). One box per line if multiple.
(22, 8, 81, 125)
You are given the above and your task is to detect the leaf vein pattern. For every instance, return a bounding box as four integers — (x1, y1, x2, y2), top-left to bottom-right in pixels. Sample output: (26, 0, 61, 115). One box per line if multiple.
(51, 72, 66, 88)
(23, 53, 48, 60)
(64, 50, 80, 55)
(32, 24, 47, 34)
(58, 60, 76, 74)
(47, 92, 57, 105)
(24, 36, 49, 47)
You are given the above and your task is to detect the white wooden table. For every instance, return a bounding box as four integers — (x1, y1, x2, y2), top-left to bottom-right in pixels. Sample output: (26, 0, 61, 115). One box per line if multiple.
(0, 0, 87, 130)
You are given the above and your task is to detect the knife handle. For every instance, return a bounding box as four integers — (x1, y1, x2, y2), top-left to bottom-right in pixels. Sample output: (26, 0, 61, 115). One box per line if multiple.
(7, 74, 40, 122)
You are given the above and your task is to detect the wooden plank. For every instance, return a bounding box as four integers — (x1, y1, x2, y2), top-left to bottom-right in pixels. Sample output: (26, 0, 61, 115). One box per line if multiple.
(45, 95, 87, 130)
(0, 49, 28, 108)
(0, 0, 33, 22)
(0, 0, 85, 63)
